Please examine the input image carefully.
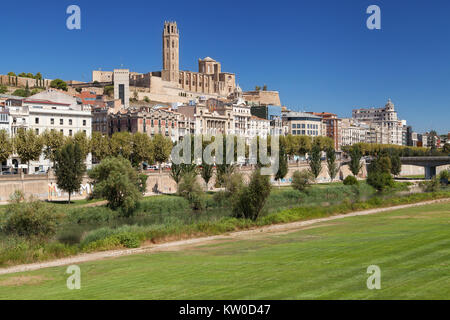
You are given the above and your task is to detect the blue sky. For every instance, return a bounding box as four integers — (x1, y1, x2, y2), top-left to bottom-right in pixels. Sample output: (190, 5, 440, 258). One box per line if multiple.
(2, 0, 449, 133)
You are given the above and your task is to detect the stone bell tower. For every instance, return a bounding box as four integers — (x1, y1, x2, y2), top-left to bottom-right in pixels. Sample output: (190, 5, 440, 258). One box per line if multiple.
(162, 21, 179, 84)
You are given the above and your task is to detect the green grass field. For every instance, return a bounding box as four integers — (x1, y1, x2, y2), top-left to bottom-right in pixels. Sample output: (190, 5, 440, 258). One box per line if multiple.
(0, 202, 449, 300)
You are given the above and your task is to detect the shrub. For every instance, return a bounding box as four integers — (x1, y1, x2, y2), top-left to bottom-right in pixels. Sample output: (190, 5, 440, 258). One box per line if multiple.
(224, 172, 244, 196)
(3, 200, 62, 240)
(343, 175, 358, 186)
(116, 233, 140, 248)
(137, 174, 148, 194)
(232, 169, 271, 221)
(178, 171, 205, 211)
(439, 170, 449, 186)
(419, 177, 441, 193)
(291, 170, 313, 192)
(9, 190, 25, 204)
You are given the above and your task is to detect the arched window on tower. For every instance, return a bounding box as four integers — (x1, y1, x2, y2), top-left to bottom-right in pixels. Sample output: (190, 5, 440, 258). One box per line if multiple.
(172, 41, 174, 48)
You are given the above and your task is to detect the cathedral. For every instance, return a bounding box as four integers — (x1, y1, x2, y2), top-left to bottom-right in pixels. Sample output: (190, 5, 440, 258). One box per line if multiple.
(93, 21, 237, 104)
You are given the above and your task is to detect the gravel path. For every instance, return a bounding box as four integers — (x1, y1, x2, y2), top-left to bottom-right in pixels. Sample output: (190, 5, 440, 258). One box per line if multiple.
(1, 198, 449, 276)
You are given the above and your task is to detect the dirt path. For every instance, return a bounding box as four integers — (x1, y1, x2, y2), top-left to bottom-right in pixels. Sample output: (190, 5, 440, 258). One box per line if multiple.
(1, 198, 449, 276)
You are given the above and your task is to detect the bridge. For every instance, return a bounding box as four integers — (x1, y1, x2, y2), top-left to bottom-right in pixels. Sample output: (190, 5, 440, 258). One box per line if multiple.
(400, 157, 450, 179)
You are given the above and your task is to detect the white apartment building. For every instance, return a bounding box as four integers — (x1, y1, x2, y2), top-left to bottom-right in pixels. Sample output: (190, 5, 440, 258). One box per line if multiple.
(352, 99, 405, 145)
(340, 118, 370, 146)
(4, 90, 93, 173)
(249, 116, 270, 139)
(232, 102, 251, 139)
(0, 106, 10, 135)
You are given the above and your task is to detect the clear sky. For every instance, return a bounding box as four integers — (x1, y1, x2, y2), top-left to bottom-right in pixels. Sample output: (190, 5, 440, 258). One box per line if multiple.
(2, 0, 449, 133)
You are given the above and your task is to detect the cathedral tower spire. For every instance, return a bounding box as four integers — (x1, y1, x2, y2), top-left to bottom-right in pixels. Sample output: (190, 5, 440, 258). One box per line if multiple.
(162, 21, 179, 84)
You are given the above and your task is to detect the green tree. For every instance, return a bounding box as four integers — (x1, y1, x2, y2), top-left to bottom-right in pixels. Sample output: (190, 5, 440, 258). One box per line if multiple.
(232, 169, 271, 221)
(72, 131, 90, 160)
(110, 132, 133, 160)
(35, 72, 42, 80)
(7, 72, 16, 76)
(348, 145, 363, 176)
(170, 163, 183, 190)
(390, 154, 402, 176)
(274, 141, 288, 187)
(308, 143, 322, 179)
(54, 143, 86, 203)
(443, 143, 450, 154)
(151, 134, 172, 168)
(42, 130, 65, 168)
(313, 136, 334, 151)
(88, 156, 142, 215)
(326, 147, 339, 181)
(200, 161, 214, 191)
(50, 79, 68, 91)
(91, 132, 111, 162)
(178, 171, 205, 211)
(0, 85, 7, 94)
(132, 132, 153, 168)
(0, 130, 13, 168)
(296, 135, 312, 156)
(367, 156, 394, 192)
(13, 128, 43, 173)
(12, 88, 31, 97)
(104, 85, 114, 97)
(262, 84, 268, 91)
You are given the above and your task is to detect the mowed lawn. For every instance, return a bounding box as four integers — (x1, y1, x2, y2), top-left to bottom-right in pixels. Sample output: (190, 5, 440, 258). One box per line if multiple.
(0, 203, 449, 300)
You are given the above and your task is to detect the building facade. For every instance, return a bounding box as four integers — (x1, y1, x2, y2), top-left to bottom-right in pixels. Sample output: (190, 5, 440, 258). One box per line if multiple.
(108, 106, 180, 142)
(283, 111, 324, 137)
(352, 99, 405, 145)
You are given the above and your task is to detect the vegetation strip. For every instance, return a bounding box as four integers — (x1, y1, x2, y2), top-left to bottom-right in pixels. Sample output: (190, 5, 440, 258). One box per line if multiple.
(1, 196, 448, 276)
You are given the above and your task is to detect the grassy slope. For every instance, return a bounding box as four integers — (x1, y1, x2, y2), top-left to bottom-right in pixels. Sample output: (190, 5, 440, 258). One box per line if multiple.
(0, 202, 449, 300)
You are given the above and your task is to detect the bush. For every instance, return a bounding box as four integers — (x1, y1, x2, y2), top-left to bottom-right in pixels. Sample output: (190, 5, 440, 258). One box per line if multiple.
(343, 175, 358, 186)
(3, 200, 62, 240)
(439, 170, 449, 186)
(224, 172, 244, 196)
(137, 174, 148, 194)
(232, 169, 271, 221)
(291, 170, 313, 192)
(419, 177, 441, 193)
(9, 190, 25, 204)
(178, 171, 205, 211)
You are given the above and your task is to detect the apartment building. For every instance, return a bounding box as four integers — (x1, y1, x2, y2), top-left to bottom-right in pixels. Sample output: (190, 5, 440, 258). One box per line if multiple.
(283, 111, 324, 137)
(352, 99, 405, 145)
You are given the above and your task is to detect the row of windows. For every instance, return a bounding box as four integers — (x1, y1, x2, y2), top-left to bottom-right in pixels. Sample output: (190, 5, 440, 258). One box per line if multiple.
(292, 123, 319, 130)
(35, 118, 87, 126)
(292, 130, 319, 136)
